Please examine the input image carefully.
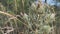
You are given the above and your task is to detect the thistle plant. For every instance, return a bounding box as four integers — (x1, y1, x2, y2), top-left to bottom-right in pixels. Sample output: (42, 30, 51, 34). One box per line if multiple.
(25, 0, 56, 34)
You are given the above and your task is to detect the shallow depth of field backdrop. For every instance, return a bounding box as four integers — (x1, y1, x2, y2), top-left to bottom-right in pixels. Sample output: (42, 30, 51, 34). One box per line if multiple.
(0, 0, 60, 34)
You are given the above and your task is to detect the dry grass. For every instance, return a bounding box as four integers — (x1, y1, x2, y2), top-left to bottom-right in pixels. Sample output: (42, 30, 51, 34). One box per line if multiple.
(0, 0, 56, 34)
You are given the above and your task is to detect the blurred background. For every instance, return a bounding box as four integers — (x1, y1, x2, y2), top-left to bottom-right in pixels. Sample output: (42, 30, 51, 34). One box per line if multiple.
(0, 0, 60, 34)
